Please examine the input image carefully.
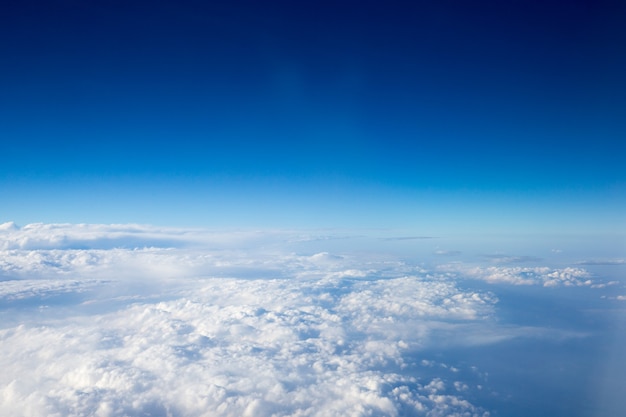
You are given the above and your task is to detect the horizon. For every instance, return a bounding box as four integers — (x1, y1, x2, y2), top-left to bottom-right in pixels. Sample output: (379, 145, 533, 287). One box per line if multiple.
(1, 1, 625, 416)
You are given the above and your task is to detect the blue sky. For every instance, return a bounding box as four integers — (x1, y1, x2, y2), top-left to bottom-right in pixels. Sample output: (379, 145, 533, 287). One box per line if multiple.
(1, 0, 625, 232)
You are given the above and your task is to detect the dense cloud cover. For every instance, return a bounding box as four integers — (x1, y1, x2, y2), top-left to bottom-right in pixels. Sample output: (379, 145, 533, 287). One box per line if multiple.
(1, 223, 624, 416)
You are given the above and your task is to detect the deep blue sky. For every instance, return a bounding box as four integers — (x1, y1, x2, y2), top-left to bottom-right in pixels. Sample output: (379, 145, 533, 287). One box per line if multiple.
(1, 0, 625, 231)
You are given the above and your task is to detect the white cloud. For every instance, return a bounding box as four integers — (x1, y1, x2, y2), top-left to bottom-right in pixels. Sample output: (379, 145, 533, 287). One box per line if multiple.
(2, 222, 612, 417)
(0, 222, 19, 232)
(0, 279, 106, 301)
(481, 254, 542, 264)
(433, 249, 461, 256)
(576, 259, 626, 266)
(0, 275, 493, 417)
(438, 264, 593, 287)
(0, 222, 291, 251)
(0, 223, 501, 417)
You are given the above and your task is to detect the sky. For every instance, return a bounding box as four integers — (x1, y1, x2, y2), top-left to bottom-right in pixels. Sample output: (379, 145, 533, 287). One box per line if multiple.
(1, 3, 626, 415)
(1, 0, 625, 232)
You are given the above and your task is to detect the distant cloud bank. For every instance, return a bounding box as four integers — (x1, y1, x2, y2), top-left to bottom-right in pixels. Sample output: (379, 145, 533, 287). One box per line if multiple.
(438, 264, 594, 287)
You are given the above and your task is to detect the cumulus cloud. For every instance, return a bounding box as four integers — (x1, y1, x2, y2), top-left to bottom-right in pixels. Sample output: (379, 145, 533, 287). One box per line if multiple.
(0, 222, 19, 232)
(437, 264, 594, 287)
(2, 222, 614, 416)
(0, 223, 501, 417)
(1, 278, 493, 417)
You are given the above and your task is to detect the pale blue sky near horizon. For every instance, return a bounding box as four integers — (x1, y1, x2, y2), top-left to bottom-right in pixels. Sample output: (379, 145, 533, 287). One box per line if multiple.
(2, 175, 624, 235)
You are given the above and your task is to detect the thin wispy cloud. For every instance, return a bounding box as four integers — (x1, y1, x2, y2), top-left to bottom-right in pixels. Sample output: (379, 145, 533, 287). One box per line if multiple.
(576, 259, 625, 266)
(379, 236, 438, 241)
(434, 250, 462, 256)
(480, 254, 543, 264)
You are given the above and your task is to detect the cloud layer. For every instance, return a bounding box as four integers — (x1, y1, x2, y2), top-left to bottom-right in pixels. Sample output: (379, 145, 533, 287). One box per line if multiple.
(1, 275, 495, 417)
(438, 264, 593, 287)
(0, 222, 619, 416)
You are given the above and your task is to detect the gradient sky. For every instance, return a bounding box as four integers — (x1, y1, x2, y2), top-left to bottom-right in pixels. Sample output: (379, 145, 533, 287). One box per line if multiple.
(1, 0, 625, 232)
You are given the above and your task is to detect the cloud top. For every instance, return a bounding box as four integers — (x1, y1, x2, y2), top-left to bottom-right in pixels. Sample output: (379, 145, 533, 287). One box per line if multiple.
(1, 278, 493, 416)
(1, 222, 616, 416)
(439, 264, 594, 287)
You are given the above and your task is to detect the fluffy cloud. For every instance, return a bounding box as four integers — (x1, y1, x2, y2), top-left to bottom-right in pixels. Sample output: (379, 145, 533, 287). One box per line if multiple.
(3, 222, 615, 416)
(438, 264, 594, 287)
(0, 277, 492, 417)
(0, 224, 499, 417)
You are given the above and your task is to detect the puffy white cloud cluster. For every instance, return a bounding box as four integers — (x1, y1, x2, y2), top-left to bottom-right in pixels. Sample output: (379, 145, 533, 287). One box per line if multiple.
(0, 222, 176, 250)
(0, 223, 497, 417)
(1, 279, 492, 417)
(4, 222, 617, 416)
(438, 264, 594, 287)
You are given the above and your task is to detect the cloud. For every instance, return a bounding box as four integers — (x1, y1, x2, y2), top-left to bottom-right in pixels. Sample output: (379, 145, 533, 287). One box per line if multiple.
(3, 222, 615, 416)
(0, 222, 287, 251)
(0, 224, 502, 417)
(575, 259, 626, 266)
(0, 279, 107, 301)
(0, 277, 493, 417)
(380, 236, 437, 241)
(0, 222, 193, 250)
(434, 250, 462, 256)
(0, 222, 19, 232)
(438, 264, 593, 287)
(480, 254, 543, 264)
